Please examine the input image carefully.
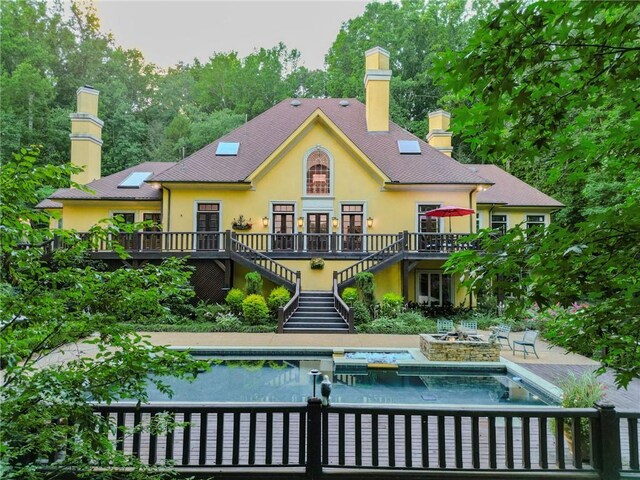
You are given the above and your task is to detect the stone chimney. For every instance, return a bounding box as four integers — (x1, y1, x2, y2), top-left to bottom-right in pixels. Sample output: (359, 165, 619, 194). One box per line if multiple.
(364, 47, 391, 132)
(70, 85, 103, 184)
(427, 110, 453, 156)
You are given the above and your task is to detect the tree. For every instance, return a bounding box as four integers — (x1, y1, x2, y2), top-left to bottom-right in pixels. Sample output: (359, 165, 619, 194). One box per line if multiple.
(436, 1, 640, 386)
(0, 147, 207, 478)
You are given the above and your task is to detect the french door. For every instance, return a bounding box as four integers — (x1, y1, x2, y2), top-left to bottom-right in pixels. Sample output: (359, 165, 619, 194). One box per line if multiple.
(341, 204, 363, 251)
(272, 204, 295, 251)
(196, 203, 220, 250)
(417, 271, 452, 306)
(418, 204, 440, 251)
(142, 213, 162, 250)
(112, 212, 137, 250)
(307, 213, 329, 252)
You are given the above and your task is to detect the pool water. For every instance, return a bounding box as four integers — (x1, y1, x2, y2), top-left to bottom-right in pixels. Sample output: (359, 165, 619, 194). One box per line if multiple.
(344, 351, 414, 363)
(147, 358, 553, 406)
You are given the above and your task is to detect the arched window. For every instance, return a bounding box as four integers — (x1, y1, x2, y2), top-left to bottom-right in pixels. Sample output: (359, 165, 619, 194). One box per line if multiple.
(306, 150, 330, 195)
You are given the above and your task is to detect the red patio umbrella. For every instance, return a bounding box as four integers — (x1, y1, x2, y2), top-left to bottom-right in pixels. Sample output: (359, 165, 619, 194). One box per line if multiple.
(424, 205, 475, 233)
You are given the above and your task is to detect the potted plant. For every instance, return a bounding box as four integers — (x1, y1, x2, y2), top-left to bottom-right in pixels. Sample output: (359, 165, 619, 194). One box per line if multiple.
(558, 372, 606, 463)
(231, 215, 252, 230)
(310, 257, 325, 270)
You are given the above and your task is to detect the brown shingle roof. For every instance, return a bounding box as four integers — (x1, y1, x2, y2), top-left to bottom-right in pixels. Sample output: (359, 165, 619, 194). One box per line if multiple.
(46, 162, 175, 202)
(35, 199, 63, 209)
(152, 99, 490, 185)
(470, 164, 564, 207)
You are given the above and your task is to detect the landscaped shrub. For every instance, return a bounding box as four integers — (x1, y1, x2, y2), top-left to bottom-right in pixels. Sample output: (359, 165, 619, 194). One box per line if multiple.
(195, 302, 229, 322)
(358, 312, 437, 334)
(242, 294, 270, 325)
(380, 293, 404, 317)
(354, 272, 376, 308)
(225, 288, 246, 314)
(341, 287, 358, 306)
(245, 271, 263, 295)
(268, 286, 291, 312)
(215, 312, 243, 331)
(352, 300, 372, 325)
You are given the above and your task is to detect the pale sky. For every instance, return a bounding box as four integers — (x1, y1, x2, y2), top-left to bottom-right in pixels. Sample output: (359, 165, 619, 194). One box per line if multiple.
(93, 1, 373, 70)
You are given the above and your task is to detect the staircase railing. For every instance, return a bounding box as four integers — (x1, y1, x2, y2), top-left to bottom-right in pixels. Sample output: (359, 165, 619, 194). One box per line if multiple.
(334, 234, 406, 289)
(229, 236, 298, 289)
(333, 278, 354, 333)
(277, 275, 301, 333)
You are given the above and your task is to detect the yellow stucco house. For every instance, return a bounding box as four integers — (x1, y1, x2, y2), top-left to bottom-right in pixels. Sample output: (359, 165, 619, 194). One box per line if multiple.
(39, 47, 562, 332)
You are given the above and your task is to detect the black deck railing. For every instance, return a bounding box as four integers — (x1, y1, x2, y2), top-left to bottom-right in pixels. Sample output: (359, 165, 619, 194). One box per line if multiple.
(278, 276, 301, 333)
(84, 400, 638, 479)
(52, 231, 477, 256)
(333, 278, 354, 333)
(333, 236, 405, 288)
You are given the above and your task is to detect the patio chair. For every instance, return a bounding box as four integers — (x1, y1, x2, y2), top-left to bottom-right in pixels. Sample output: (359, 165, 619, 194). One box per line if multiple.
(513, 330, 539, 359)
(436, 319, 454, 334)
(495, 323, 512, 350)
(459, 320, 478, 335)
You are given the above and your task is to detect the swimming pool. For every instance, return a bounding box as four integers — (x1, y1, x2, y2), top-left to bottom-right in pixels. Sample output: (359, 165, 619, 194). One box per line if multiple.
(147, 351, 558, 406)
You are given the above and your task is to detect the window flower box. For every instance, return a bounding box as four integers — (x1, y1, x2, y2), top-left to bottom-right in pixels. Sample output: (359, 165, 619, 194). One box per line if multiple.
(231, 215, 252, 231)
(310, 257, 325, 270)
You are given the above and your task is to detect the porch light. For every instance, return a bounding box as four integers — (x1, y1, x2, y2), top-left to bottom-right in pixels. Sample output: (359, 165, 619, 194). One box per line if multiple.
(331, 217, 339, 229)
(262, 216, 269, 227)
(367, 217, 374, 228)
(297, 216, 304, 228)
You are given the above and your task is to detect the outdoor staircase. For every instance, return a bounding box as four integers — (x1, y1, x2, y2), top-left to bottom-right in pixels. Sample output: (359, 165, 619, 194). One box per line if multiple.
(282, 291, 349, 333)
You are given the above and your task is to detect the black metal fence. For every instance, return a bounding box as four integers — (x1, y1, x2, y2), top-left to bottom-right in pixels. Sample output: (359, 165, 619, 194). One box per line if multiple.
(89, 400, 639, 479)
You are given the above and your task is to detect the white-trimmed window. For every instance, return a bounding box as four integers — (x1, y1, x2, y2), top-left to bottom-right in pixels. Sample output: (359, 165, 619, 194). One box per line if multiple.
(416, 271, 453, 307)
(526, 215, 546, 230)
(306, 150, 331, 195)
(491, 214, 508, 234)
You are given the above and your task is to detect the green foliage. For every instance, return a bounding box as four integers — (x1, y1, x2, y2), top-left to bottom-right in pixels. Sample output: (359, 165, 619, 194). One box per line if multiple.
(194, 302, 229, 322)
(437, 1, 640, 387)
(215, 312, 243, 331)
(341, 287, 358, 306)
(351, 300, 372, 326)
(359, 312, 437, 335)
(241, 294, 270, 325)
(354, 272, 376, 309)
(224, 288, 246, 314)
(267, 286, 291, 312)
(559, 372, 606, 409)
(0, 146, 208, 477)
(380, 293, 404, 317)
(244, 271, 263, 296)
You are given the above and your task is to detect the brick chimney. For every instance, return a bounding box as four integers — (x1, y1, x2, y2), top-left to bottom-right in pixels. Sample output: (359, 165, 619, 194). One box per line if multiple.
(427, 110, 453, 156)
(364, 47, 391, 132)
(70, 85, 103, 184)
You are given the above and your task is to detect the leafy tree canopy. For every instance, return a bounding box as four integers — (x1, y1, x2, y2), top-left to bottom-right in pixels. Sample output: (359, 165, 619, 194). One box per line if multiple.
(0, 147, 208, 478)
(437, 0, 640, 386)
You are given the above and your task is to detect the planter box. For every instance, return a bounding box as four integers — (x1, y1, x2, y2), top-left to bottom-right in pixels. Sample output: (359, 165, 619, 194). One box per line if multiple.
(420, 333, 500, 362)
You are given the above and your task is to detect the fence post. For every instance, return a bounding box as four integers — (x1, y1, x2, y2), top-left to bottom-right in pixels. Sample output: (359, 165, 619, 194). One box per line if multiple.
(277, 307, 284, 334)
(224, 230, 232, 252)
(306, 398, 322, 479)
(596, 401, 620, 480)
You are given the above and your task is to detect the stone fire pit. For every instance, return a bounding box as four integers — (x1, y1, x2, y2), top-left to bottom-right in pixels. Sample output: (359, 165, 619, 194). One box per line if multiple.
(420, 333, 500, 362)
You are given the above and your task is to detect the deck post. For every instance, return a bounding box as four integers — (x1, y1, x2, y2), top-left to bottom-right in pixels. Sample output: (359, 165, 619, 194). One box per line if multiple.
(224, 230, 232, 252)
(596, 401, 620, 480)
(306, 398, 323, 479)
(277, 307, 284, 334)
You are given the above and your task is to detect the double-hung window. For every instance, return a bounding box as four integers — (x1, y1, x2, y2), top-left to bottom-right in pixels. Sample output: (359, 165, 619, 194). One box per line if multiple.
(491, 214, 508, 234)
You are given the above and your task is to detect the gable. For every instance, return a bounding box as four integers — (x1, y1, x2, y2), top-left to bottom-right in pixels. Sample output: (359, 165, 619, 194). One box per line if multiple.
(247, 108, 389, 186)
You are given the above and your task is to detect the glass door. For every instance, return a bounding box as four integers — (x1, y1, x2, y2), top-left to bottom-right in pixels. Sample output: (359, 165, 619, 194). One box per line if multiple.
(341, 204, 363, 251)
(196, 203, 220, 250)
(417, 204, 440, 251)
(112, 212, 136, 250)
(272, 204, 294, 251)
(142, 213, 162, 250)
(417, 272, 452, 306)
(307, 213, 329, 252)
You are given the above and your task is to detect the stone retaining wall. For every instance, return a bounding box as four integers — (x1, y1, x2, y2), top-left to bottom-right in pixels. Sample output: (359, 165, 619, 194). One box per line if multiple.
(420, 334, 500, 362)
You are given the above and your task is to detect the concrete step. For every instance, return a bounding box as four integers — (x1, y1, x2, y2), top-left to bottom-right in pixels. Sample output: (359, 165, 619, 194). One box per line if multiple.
(289, 314, 344, 321)
(295, 306, 338, 313)
(284, 324, 349, 331)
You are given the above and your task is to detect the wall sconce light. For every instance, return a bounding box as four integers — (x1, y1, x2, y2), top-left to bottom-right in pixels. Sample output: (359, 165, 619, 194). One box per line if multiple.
(297, 216, 304, 228)
(331, 216, 339, 229)
(367, 217, 374, 228)
(262, 216, 269, 227)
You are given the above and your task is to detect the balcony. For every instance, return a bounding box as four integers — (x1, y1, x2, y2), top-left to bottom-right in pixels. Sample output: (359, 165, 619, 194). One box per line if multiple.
(53, 231, 478, 260)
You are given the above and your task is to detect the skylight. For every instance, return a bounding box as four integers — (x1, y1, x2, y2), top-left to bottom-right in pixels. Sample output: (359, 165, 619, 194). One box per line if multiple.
(398, 140, 421, 154)
(216, 142, 240, 156)
(118, 171, 152, 188)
